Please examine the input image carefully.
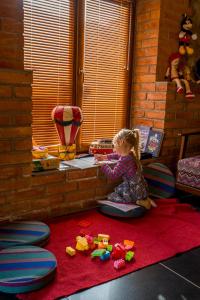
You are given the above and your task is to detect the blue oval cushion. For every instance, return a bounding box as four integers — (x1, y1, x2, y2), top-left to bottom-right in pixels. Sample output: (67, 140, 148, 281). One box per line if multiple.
(0, 221, 50, 250)
(143, 163, 175, 198)
(0, 245, 57, 294)
(98, 204, 146, 218)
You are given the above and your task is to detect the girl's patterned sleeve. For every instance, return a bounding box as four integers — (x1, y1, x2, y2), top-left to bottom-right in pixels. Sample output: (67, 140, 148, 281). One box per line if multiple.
(101, 160, 126, 180)
(107, 153, 120, 160)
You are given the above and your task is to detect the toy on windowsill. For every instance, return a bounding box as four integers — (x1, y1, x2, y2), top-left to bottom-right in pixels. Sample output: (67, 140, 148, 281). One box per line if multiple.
(179, 14, 197, 56)
(165, 52, 195, 99)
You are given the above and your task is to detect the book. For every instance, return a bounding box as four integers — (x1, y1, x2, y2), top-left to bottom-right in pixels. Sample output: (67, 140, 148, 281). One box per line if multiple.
(134, 126, 164, 158)
(98, 200, 140, 212)
(145, 129, 164, 157)
(135, 125, 151, 153)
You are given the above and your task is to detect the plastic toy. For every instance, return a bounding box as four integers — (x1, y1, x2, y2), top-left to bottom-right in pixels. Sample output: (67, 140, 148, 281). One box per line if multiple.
(66, 246, 76, 256)
(114, 258, 126, 270)
(98, 234, 110, 242)
(179, 14, 197, 55)
(75, 236, 89, 251)
(112, 243, 125, 260)
(91, 249, 106, 257)
(125, 251, 134, 262)
(124, 240, 135, 250)
(107, 245, 113, 252)
(100, 250, 110, 261)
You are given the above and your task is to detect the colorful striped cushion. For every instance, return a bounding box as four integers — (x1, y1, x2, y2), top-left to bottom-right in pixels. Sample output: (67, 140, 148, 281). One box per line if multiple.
(0, 221, 50, 250)
(143, 163, 175, 198)
(0, 245, 57, 294)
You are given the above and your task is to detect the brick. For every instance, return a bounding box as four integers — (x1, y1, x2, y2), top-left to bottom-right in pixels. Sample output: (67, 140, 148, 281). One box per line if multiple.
(154, 120, 165, 129)
(0, 100, 31, 112)
(14, 114, 32, 125)
(2, 18, 23, 33)
(14, 86, 32, 98)
(155, 102, 166, 110)
(145, 111, 165, 119)
(0, 85, 12, 97)
(141, 83, 156, 92)
(0, 152, 32, 165)
(134, 65, 150, 74)
(134, 74, 156, 83)
(14, 138, 32, 151)
(133, 92, 147, 100)
(67, 168, 97, 180)
(132, 119, 154, 127)
(135, 56, 157, 66)
(32, 172, 65, 186)
(142, 38, 158, 48)
(65, 189, 95, 202)
(135, 100, 155, 109)
(0, 141, 12, 152)
(155, 82, 168, 91)
(0, 114, 12, 126)
(0, 69, 32, 84)
(46, 181, 77, 194)
(0, 177, 31, 192)
(78, 177, 107, 190)
(0, 127, 31, 138)
(7, 186, 46, 202)
(132, 109, 145, 118)
(0, 166, 20, 179)
(147, 92, 167, 100)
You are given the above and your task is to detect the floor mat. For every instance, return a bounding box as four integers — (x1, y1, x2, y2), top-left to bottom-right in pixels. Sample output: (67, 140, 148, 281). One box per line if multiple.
(18, 198, 200, 300)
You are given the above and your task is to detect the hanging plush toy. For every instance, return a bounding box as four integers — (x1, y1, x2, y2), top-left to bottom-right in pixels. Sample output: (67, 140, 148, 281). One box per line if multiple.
(179, 14, 197, 55)
(165, 52, 195, 99)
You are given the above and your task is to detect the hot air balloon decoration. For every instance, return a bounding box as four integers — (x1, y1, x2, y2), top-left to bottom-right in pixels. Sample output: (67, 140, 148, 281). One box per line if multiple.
(52, 105, 83, 160)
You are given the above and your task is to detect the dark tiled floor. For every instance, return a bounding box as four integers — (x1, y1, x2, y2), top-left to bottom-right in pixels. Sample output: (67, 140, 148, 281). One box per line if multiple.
(59, 248, 200, 300)
(1, 194, 200, 300)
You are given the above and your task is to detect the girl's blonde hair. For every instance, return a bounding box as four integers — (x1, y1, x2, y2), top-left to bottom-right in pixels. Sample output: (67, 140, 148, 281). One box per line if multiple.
(113, 128, 141, 165)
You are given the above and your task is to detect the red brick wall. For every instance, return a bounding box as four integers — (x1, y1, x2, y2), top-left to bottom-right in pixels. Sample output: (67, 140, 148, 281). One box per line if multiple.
(131, 0, 200, 169)
(0, 0, 24, 69)
(0, 0, 200, 221)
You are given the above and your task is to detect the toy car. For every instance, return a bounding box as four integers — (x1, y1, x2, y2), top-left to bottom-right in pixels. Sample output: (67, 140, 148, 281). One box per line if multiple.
(89, 139, 114, 155)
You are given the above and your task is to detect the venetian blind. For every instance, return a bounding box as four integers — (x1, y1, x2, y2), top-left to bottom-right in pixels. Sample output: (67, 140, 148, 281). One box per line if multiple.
(78, 0, 132, 147)
(24, 0, 75, 146)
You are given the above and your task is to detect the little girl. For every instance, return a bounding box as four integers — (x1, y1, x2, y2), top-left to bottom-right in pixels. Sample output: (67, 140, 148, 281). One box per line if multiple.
(95, 128, 152, 209)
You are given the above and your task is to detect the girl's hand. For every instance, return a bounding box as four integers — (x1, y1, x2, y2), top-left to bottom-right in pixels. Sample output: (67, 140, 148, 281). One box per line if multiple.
(94, 154, 107, 161)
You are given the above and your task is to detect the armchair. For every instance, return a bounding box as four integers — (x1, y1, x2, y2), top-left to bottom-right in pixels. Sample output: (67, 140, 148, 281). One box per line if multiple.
(176, 129, 200, 196)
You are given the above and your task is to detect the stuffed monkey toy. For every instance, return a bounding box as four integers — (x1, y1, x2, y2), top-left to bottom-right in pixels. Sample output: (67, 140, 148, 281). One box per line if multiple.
(165, 52, 195, 99)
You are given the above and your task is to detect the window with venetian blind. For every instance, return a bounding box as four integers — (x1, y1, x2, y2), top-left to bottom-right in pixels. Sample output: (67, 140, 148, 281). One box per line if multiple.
(23, 0, 133, 149)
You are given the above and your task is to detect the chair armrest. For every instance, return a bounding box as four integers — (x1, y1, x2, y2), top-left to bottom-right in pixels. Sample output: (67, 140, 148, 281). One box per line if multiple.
(178, 129, 200, 160)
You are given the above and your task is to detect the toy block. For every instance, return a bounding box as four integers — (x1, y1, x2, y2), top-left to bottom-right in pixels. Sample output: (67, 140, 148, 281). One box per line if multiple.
(98, 234, 110, 242)
(100, 250, 110, 261)
(125, 251, 134, 262)
(124, 240, 135, 250)
(91, 249, 106, 258)
(66, 246, 76, 256)
(114, 258, 126, 270)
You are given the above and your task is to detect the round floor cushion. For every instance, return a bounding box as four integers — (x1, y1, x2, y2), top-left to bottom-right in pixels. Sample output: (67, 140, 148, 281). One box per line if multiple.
(143, 163, 176, 198)
(0, 221, 50, 250)
(98, 203, 146, 218)
(0, 245, 57, 294)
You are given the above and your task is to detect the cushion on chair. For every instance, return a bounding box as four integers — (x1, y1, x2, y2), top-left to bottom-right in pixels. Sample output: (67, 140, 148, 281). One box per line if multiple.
(0, 245, 57, 294)
(143, 163, 175, 198)
(0, 221, 50, 250)
(177, 155, 200, 189)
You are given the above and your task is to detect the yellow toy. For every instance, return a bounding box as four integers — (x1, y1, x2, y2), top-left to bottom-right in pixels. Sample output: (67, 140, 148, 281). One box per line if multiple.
(98, 234, 110, 242)
(66, 246, 76, 256)
(75, 236, 89, 251)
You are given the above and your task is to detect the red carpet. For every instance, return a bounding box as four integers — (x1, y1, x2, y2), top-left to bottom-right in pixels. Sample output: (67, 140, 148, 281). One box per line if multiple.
(19, 199, 200, 300)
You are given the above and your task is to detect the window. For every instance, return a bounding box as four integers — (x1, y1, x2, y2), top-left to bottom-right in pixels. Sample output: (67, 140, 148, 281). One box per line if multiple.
(24, 0, 133, 149)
